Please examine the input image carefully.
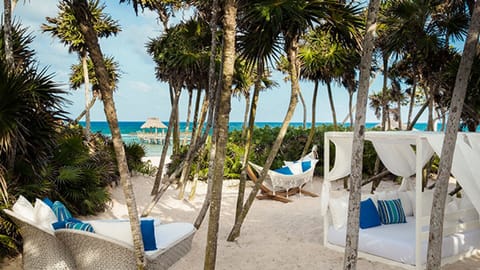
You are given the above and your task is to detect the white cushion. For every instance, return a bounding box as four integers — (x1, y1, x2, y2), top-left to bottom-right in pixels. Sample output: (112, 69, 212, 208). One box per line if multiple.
(329, 195, 348, 230)
(398, 191, 413, 216)
(33, 198, 57, 231)
(287, 162, 302, 175)
(12, 195, 34, 221)
(89, 218, 159, 246)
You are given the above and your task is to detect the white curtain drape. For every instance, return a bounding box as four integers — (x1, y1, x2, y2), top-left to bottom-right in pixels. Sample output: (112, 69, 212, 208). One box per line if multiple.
(426, 133, 480, 214)
(320, 136, 352, 216)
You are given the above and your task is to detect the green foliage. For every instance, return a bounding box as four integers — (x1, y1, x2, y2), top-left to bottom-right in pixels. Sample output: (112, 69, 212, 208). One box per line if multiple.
(125, 142, 156, 176)
(44, 125, 114, 216)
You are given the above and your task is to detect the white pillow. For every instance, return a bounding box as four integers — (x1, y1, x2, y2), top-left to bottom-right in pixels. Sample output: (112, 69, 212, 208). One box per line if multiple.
(12, 195, 34, 221)
(33, 198, 57, 231)
(329, 196, 348, 230)
(398, 191, 413, 216)
(287, 162, 302, 175)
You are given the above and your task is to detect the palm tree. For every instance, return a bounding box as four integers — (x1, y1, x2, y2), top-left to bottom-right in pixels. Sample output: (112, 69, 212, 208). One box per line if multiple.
(427, 1, 480, 267)
(204, 1, 237, 268)
(344, 0, 381, 268)
(3, 0, 14, 67)
(69, 56, 121, 122)
(228, 0, 363, 241)
(42, 0, 120, 138)
(67, 0, 145, 268)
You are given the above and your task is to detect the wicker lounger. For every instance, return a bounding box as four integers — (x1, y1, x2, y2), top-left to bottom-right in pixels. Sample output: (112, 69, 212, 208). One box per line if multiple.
(55, 223, 195, 270)
(3, 209, 76, 270)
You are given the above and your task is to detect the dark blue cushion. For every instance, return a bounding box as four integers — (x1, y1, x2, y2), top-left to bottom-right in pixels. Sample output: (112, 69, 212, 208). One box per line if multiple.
(359, 198, 382, 229)
(377, 199, 407, 224)
(273, 166, 293, 175)
(52, 201, 73, 222)
(301, 161, 311, 172)
(43, 198, 54, 209)
(140, 219, 157, 251)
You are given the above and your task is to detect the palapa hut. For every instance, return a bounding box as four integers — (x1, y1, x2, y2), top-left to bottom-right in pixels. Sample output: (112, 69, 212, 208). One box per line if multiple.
(137, 117, 168, 144)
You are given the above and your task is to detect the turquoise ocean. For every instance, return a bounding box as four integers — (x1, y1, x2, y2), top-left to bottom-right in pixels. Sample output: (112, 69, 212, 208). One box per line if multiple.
(79, 121, 467, 156)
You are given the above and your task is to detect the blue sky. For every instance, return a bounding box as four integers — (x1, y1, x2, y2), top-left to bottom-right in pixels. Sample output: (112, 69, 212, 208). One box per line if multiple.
(6, 0, 426, 123)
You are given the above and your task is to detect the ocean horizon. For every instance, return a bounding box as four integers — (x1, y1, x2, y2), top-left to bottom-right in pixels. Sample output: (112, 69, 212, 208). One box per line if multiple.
(78, 121, 477, 157)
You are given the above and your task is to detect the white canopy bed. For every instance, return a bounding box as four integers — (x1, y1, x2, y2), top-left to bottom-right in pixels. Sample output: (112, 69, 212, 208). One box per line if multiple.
(321, 131, 480, 269)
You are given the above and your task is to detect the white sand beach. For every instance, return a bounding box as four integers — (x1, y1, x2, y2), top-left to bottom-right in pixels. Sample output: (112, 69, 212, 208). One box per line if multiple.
(2, 165, 479, 269)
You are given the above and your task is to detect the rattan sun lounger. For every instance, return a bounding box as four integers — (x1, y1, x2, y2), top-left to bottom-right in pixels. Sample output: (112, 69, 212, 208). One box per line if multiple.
(3, 209, 76, 270)
(55, 222, 195, 270)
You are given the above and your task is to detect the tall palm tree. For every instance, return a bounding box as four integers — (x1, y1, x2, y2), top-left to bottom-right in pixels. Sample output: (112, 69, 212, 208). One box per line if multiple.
(66, 0, 145, 268)
(344, 0, 381, 268)
(228, 0, 363, 241)
(42, 0, 120, 138)
(69, 56, 121, 122)
(427, 1, 480, 267)
(204, 1, 237, 268)
(3, 0, 14, 67)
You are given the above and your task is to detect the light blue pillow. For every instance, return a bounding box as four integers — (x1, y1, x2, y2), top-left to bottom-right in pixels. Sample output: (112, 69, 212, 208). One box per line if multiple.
(273, 166, 293, 175)
(52, 201, 73, 222)
(359, 198, 381, 229)
(140, 219, 157, 251)
(65, 221, 95, 233)
(377, 199, 406, 224)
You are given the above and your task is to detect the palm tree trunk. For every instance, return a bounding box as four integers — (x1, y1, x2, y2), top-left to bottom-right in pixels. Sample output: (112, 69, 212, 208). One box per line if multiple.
(183, 89, 193, 146)
(227, 37, 300, 242)
(406, 77, 417, 128)
(408, 101, 428, 130)
(172, 91, 181, 155)
(348, 91, 354, 128)
(327, 81, 337, 130)
(344, 0, 380, 269)
(241, 90, 251, 139)
(302, 79, 319, 157)
(235, 62, 263, 225)
(149, 85, 179, 196)
(427, 3, 480, 268)
(298, 88, 307, 129)
(3, 0, 14, 68)
(81, 54, 91, 139)
(191, 89, 202, 138)
(74, 95, 97, 123)
(70, 1, 145, 268)
(204, 1, 236, 268)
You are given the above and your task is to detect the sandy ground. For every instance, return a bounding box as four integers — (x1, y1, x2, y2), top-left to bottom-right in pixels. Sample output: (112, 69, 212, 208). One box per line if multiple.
(2, 171, 480, 269)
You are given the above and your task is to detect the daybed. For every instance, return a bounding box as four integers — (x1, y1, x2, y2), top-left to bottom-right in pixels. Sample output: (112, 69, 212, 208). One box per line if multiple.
(321, 131, 480, 269)
(55, 222, 195, 270)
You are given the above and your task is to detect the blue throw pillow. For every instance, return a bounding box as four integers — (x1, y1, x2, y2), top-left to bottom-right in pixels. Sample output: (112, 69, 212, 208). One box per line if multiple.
(65, 221, 95, 233)
(140, 219, 157, 251)
(377, 199, 407, 224)
(359, 198, 382, 229)
(52, 218, 83, 230)
(52, 201, 73, 222)
(273, 166, 293, 175)
(301, 161, 311, 172)
(43, 198, 54, 209)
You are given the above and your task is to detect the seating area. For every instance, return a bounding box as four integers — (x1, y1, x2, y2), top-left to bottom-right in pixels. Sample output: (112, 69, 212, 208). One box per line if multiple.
(4, 195, 195, 270)
(322, 131, 480, 269)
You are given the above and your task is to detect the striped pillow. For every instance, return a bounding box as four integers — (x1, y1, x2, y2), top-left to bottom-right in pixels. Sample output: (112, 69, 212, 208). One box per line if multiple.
(65, 221, 95, 233)
(377, 199, 406, 224)
(52, 201, 73, 222)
